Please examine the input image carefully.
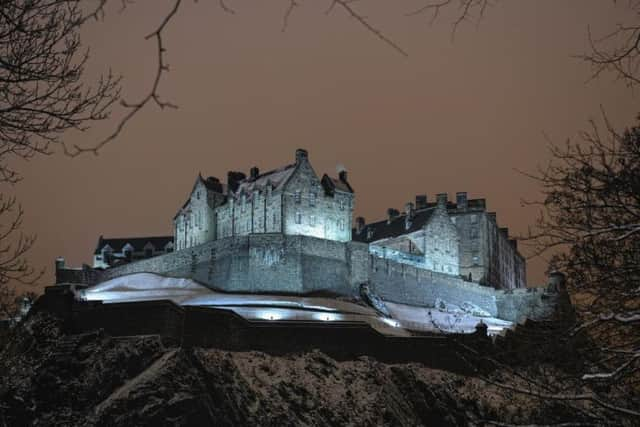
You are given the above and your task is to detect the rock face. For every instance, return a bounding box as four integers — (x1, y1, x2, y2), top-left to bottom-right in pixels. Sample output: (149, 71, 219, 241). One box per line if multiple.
(0, 313, 587, 426)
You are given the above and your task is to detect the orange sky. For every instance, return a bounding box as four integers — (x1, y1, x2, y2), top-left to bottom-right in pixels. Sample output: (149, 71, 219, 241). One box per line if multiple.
(11, 1, 639, 291)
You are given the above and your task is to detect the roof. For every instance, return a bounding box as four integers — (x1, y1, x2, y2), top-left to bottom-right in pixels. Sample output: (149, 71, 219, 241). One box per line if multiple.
(320, 174, 354, 195)
(352, 208, 437, 243)
(95, 236, 174, 255)
(234, 163, 296, 196)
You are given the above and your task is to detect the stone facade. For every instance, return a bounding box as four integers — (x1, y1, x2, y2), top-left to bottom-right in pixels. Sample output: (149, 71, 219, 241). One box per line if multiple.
(354, 192, 526, 290)
(72, 233, 558, 323)
(93, 236, 174, 269)
(175, 149, 354, 249)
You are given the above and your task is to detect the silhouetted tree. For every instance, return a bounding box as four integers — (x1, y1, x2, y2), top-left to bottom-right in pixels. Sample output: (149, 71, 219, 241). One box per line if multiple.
(0, 0, 118, 315)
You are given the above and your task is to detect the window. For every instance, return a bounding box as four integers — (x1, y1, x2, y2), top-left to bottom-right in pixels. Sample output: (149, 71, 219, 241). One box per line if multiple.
(309, 215, 315, 226)
(309, 192, 316, 207)
(339, 198, 345, 211)
(338, 219, 344, 231)
(472, 253, 480, 265)
(471, 214, 477, 224)
(124, 249, 132, 261)
(241, 195, 246, 213)
(144, 248, 153, 258)
(295, 211, 302, 224)
(295, 190, 301, 204)
(196, 191, 200, 200)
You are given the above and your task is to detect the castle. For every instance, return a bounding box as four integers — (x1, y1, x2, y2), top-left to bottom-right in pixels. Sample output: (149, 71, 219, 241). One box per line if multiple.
(169, 148, 524, 290)
(57, 148, 560, 325)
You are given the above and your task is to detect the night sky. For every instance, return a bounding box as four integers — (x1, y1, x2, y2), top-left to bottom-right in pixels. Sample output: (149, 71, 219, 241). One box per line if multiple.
(12, 1, 638, 290)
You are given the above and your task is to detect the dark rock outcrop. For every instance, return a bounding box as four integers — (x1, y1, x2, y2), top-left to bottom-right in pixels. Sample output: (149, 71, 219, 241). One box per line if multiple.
(0, 313, 594, 426)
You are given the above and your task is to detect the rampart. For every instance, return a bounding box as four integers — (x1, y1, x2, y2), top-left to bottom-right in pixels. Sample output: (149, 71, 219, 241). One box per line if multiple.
(96, 234, 369, 296)
(63, 234, 565, 323)
(369, 256, 566, 322)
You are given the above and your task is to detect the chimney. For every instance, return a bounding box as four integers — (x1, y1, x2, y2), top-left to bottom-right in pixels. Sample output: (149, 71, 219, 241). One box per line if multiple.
(339, 169, 348, 183)
(456, 192, 468, 209)
(205, 176, 223, 193)
(436, 193, 448, 207)
(404, 202, 414, 219)
(227, 171, 246, 193)
(387, 208, 400, 224)
(250, 167, 259, 180)
(404, 202, 414, 230)
(415, 195, 427, 210)
(295, 148, 308, 164)
(355, 216, 365, 234)
(55, 257, 65, 271)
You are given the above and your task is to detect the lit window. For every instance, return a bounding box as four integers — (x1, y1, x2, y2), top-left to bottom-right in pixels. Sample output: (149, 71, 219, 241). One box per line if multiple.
(296, 212, 302, 224)
(295, 190, 301, 204)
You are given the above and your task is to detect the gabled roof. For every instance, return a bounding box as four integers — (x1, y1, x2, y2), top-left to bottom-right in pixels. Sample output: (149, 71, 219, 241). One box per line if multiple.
(321, 174, 353, 195)
(352, 208, 437, 243)
(94, 236, 174, 255)
(234, 163, 297, 197)
(174, 175, 228, 219)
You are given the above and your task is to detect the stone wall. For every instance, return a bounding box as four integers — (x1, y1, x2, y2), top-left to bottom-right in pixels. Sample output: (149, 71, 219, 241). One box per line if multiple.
(369, 256, 559, 322)
(78, 234, 560, 323)
(98, 234, 364, 296)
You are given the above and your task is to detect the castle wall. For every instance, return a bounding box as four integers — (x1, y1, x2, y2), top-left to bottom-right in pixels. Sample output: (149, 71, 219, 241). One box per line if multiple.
(368, 256, 556, 322)
(98, 234, 362, 296)
(91, 235, 556, 323)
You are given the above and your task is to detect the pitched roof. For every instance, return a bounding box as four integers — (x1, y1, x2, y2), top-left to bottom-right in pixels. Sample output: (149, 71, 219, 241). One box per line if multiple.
(321, 174, 354, 195)
(234, 163, 297, 196)
(95, 236, 174, 255)
(352, 208, 437, 243)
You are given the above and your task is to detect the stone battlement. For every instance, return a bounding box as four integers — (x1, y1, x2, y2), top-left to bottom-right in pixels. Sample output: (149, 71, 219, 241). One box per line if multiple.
(60, 233, 566, 323)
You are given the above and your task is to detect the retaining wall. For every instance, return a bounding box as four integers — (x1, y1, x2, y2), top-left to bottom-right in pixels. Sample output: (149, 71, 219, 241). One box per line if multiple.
(67, 234, 561, 323)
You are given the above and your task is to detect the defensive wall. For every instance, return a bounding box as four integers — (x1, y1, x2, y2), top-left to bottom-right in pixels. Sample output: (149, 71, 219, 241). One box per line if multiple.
(58, 234, 565, 323)
(34, 285, 578, 374)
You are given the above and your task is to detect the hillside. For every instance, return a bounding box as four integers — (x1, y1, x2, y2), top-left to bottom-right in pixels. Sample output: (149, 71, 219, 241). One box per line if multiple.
(0, 312, 603, 426)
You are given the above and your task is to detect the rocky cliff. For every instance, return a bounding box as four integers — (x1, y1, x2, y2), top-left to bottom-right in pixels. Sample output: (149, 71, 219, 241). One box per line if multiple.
(0, 313, 596, 426)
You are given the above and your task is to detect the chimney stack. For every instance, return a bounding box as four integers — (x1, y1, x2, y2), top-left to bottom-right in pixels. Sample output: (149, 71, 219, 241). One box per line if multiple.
(295, 148, 308, 164)
(436, 193, 448, 207)
(456, 192, 468, 209)
(415, 194, 427, 209)
(387, 208, 400, 224)
(405, 202, 415, 219)
(339, 169, 348, 183)
(250, 167, 259, 180)
(227, 171, 246, 193)
(355, 216, 365, 234)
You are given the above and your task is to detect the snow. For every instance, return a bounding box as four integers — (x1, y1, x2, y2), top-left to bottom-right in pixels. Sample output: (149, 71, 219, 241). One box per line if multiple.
(385, 302, 513, 335)
(79, 273, 513, 337)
